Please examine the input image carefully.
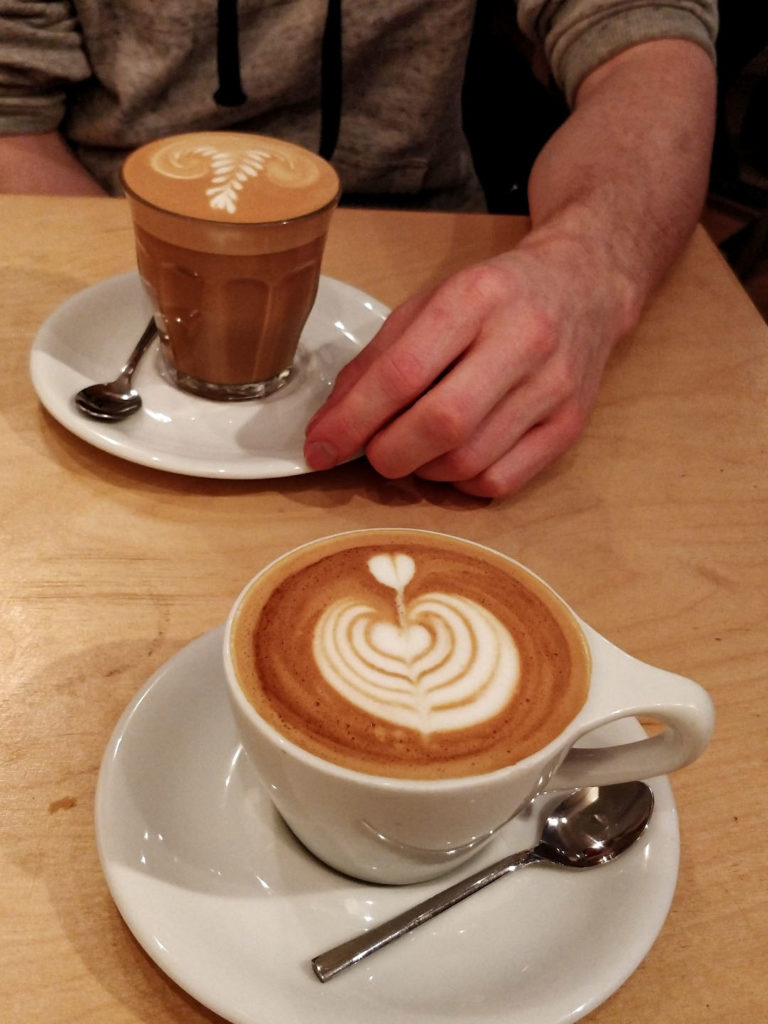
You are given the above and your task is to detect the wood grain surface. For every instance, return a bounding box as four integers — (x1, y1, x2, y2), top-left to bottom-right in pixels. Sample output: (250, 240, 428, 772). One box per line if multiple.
(1, 197, 766, 1023)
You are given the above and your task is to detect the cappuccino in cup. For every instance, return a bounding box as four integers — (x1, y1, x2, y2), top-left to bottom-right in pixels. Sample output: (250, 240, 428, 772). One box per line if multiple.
(230, 529, 590, 780)
(224, 530, 714, 883)
(121, 132, 340, 400)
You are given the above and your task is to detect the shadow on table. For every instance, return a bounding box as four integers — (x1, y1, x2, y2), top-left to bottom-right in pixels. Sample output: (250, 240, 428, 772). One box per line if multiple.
(31, 400, 502, 510)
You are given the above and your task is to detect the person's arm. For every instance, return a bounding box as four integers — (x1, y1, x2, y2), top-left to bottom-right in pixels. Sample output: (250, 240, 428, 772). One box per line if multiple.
(0, 0, 99, 193)
(304, 38, 716, 497)
(0, 131, 106, 194)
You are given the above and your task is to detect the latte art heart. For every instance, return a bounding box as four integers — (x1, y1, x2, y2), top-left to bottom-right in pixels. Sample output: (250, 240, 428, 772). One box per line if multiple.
(312, 555, 520, 734)
(232, 532, 591, 779)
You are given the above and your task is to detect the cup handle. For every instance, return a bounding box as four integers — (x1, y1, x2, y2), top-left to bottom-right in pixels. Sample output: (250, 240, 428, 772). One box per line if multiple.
(548, 632, 715, 790)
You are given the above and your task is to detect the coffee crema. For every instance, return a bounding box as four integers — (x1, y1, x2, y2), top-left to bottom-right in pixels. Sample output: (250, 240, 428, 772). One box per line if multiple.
(230, 532, 591, 780)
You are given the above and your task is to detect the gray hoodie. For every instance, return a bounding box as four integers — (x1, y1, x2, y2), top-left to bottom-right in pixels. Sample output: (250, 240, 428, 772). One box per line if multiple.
(0, 0, 717, 208)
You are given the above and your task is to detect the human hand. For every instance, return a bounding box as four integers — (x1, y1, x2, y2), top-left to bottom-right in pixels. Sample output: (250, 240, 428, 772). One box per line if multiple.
(304, 238, 630, 498)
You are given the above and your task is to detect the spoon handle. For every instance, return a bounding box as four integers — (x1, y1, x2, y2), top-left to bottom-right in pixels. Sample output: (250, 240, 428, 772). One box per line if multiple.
(311, 848, 540, 982)
(120, 319, 157, 378)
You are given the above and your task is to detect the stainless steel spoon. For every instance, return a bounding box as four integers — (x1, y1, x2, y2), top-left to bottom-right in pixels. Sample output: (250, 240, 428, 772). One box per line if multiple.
(311, 781, 654, 982)
(74, 319, 157, 421)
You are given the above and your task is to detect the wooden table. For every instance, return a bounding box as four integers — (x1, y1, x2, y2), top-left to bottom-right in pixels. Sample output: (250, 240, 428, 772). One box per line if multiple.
(1, 196, 766, 1023)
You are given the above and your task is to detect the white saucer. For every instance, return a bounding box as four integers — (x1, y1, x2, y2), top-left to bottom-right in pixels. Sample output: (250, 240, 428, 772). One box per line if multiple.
(96, 627, 679, 1024)
(30, 272, 388, 478)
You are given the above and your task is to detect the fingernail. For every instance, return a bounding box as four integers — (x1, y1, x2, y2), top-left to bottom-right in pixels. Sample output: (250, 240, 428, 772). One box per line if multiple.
(304, 440, 339, 470)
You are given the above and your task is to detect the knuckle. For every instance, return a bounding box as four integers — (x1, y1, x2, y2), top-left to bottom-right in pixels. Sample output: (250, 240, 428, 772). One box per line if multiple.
(365, 432, 415, 480)
(462, 263, 514, 304)
(545, 356, 579, 405)
(465, 465, 514, 500)
(447, 451, 487, 480)
(332, 360, 358, 389)
(422, 398, 472, 450)
(423, 447, 483, 482)
(365, 448, 402, 480)
(443, 264, 515, 320)
(376, 347, 428, 402)
(556, 401, 587, 447)
(520, 309, 559, 365)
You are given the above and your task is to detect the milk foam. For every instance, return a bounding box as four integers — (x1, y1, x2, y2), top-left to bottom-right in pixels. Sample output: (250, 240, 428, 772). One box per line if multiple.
(149, 137, 321, 215)
(122, 132, 340, 224)
(312, 554, 520, 734)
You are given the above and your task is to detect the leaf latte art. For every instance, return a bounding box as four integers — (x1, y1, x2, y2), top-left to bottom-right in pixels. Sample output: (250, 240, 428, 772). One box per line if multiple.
(149, 138, 321, 215)
(122, 132, 340, 224)
(313, 555, 520, 734)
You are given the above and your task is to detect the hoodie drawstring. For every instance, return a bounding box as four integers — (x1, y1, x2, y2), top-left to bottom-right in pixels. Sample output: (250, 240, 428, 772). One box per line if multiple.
(214, 0, 342, 160)
(214, 0, 247, 106)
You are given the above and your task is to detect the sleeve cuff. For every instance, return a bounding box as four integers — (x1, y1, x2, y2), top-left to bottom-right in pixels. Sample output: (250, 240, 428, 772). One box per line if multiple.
(548, 9, 717, 107)
(0, 95, 67, 136)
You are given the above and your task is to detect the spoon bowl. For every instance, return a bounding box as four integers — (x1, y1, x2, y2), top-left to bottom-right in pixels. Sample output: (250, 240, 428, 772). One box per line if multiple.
(312, 781, 654, 981)
(537, 781, 653, 868)
(74, 319, 156, 421)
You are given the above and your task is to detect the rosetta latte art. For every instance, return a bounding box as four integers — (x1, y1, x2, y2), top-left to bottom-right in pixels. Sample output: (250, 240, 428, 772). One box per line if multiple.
(149, 138, 321, 215)
(312, 554, 520, 734)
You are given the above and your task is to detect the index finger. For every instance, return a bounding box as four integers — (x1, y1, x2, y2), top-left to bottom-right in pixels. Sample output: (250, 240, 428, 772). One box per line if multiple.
(304, 283, 483, 468)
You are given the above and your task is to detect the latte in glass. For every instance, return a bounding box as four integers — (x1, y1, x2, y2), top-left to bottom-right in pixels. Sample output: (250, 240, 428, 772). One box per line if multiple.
(121, 132, 340, 400)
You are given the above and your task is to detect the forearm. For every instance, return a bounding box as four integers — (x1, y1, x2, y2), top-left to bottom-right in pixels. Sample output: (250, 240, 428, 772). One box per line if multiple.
(306, 37, 717, 497)
(0, 131, 106, 194)
(521, 39, 716, 335)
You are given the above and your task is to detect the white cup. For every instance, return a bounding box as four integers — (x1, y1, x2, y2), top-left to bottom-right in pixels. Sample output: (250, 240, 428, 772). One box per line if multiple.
(223, 532, 714, 884)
